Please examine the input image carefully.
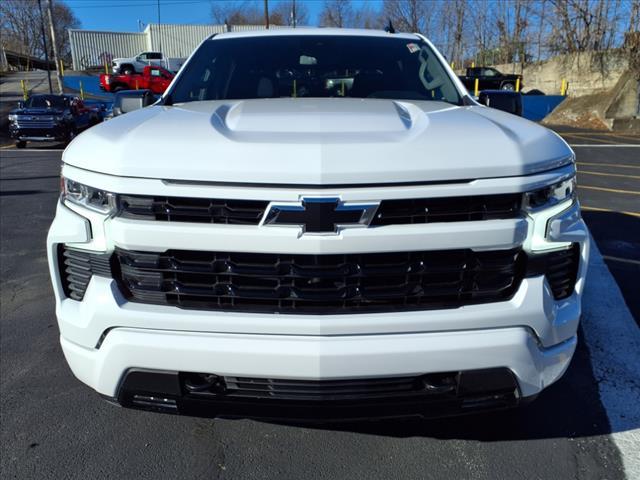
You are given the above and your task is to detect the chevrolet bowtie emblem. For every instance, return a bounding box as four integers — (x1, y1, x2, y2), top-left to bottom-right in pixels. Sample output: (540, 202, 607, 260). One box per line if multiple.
(263, 198, 379, 234)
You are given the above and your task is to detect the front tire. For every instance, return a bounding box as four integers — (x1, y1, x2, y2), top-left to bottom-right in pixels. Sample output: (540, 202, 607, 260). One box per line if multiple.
(501, 82, 515, 91)
(15, 140, 26, 149)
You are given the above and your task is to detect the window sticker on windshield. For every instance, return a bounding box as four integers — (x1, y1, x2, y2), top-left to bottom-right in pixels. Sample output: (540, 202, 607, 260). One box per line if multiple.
(406, 43, 420, 53)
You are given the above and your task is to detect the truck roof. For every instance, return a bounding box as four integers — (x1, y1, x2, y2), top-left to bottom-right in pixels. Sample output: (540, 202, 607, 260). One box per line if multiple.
(211, 27, 421, 41)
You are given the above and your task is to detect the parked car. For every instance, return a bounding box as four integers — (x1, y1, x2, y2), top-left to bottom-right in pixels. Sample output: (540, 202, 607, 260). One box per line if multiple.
(100, 65, 174, 94)
(47, 29, 588, 422)
(459, 66, 523, 91)
(112, 51, 185, 75)
(8, 94, 103, 148)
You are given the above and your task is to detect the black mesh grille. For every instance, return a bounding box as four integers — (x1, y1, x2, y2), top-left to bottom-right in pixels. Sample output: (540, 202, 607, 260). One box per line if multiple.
(116, 194, 522, 226)
(371, 194, 522, 225)
(118, 195, 269, 225)
(528, 244, 580, 300)
(114, 248, 526, 314)
(58, 246, 112, 301)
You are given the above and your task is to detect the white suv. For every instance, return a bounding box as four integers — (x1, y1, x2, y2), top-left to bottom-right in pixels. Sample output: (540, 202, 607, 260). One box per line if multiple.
(47, 29, 589, 421)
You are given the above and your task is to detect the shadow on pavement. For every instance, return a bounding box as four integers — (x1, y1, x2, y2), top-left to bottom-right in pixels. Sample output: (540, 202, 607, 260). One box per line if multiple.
(582, 211, 640, 326)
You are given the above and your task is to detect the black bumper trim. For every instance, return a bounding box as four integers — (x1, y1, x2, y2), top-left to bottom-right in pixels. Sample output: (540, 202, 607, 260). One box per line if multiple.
(115, 368, 522, 422)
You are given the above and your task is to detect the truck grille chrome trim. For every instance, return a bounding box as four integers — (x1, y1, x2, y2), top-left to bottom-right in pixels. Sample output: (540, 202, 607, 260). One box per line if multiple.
(116, 193, 522, 226)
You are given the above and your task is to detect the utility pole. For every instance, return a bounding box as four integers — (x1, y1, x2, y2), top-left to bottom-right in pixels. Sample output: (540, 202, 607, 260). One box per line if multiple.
(157, 0, 163, 55)
(37, 0, 53, 94)
(46, 0, 63, 94)
(264, 0, 270, 29)
(292, 0, 297, 27)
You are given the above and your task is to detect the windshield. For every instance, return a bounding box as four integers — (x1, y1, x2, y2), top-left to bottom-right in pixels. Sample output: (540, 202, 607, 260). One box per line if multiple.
(25, 95, 67, 109)
(170, 35, 462, 105)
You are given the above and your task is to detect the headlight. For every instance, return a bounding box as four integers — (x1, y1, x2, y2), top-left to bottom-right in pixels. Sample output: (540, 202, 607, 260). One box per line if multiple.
(8, 114, 17, 122)
(524, 176, 576, 211)
(61, 177, 116, 214)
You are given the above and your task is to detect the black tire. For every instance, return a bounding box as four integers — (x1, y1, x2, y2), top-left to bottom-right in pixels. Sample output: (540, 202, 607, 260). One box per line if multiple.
(501, 82, 515, 91)
(121, 65, 135, 75)
(15, 140, 26, 149)
(112, 85, 125, 93)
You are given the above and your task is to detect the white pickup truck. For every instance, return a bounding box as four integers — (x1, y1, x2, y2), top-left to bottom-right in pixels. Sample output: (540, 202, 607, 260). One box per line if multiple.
(48, 28, 589, 422)
(111, 51, 185, 74)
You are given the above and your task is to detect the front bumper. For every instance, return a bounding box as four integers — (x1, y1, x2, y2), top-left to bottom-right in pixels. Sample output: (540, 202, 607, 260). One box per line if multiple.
(47, 165, 590, 418)
(10, 126, 68, 141)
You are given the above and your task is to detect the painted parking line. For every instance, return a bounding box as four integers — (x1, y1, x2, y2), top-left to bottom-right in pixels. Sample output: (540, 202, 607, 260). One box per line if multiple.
(579, 185, 640, 195)
(581, 205, 640, 218)
(577, 162, 640, 169)
(570, 144, 640, 148)
(563, 134, 625, 145)
(601, 255, 640, 266)
(578, 170, 640, 180)
(582, 241, 640, 479)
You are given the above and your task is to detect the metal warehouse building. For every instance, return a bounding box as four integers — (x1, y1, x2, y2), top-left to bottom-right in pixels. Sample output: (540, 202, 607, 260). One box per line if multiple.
(68, 23, 274, 70)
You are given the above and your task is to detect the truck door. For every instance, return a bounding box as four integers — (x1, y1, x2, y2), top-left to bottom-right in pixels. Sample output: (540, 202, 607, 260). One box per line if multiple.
(148, 67, 171, 93)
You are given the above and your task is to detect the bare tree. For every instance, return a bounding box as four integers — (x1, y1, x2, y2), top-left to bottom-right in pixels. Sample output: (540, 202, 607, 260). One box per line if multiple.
(0, 0, 79, 63)
(319, 0, 355, 28)
(272, 1, 310, 26)
(381, 0, 429, 34)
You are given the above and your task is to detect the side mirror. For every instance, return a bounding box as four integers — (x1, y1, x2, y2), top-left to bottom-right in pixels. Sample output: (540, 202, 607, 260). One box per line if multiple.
(112, 89, 155, 117)
(17, 100, 25, 109)
(478, 90, 523, 116)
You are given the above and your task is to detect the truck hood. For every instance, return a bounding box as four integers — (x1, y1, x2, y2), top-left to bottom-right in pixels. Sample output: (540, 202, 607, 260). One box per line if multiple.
(64, 98, 572, 185)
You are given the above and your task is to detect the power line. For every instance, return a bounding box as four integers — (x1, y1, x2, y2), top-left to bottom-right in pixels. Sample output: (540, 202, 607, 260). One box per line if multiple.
(68, 0, 209, 9)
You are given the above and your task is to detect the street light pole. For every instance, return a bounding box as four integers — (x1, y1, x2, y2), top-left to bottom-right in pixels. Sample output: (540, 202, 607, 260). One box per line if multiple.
(37, 0, 53, 94)
(264, 0, 269, 29)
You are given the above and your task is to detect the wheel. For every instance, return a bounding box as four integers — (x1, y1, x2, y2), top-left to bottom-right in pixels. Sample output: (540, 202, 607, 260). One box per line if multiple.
(121, 66, 134, 75)
(15, 140, 26, 149)
(501, 82, 515, 91)
(112, 85, 125, 93)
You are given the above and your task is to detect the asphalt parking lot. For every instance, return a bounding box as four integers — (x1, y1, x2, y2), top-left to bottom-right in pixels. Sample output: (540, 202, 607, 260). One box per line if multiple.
(1, 132, 638, 479)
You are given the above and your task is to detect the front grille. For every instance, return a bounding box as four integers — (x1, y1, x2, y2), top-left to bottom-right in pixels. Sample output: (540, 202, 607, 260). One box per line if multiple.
(371, 194, 522, 225)
(16, 120, 56, 129)
(185, 374, 453, 401)
(58, 246, 112, 300)
(114, 248, 525, 314)
(116, 193, 522, 226)
(118, 195, 269, 225)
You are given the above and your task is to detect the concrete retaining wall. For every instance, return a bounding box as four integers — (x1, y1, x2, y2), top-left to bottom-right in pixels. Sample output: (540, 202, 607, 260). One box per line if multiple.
(492, 51, 630, 97)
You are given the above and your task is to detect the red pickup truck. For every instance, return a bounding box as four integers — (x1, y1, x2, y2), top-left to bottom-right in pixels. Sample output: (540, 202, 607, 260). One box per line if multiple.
(99, 65, 174, 94)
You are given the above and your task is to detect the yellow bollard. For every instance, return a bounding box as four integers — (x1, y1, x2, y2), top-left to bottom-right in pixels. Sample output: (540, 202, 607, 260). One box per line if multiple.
(474, 78, 479, 97)
(560, 79, 567, 96)
(135, 78, 139, 90)
(59, 60, 64, 77)
(79, 80, 84, 100)
(515, 78, 520, 92)
(451, 62, 455, 70)
(471, 61, 475, 68)
(21, 79, 28, 100)
(105, 60, 109, 75)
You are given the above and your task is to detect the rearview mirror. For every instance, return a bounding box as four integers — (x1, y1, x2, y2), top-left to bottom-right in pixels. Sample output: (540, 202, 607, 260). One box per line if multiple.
(478, 90, 523, 116)
(112, 89, 156, 117)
